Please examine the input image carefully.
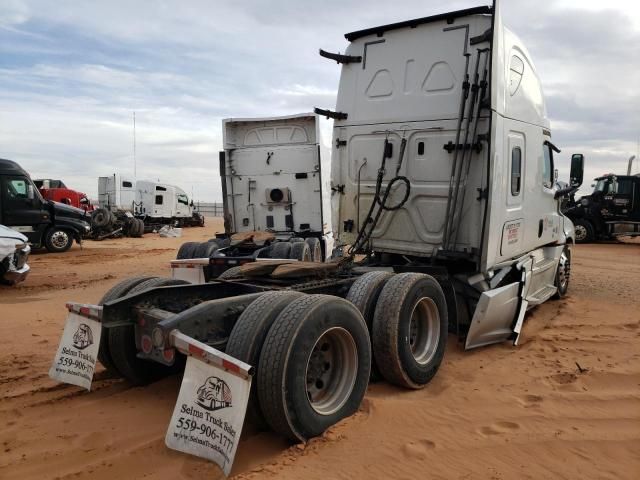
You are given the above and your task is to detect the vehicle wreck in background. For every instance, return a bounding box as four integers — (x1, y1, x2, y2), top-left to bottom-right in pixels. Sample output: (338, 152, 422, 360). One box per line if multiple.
(0, 224, 30, 285)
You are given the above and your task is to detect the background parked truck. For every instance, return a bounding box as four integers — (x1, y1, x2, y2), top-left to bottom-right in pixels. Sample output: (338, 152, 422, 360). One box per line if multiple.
(34, 178, 95, 212)
(0, 159, 90, 252)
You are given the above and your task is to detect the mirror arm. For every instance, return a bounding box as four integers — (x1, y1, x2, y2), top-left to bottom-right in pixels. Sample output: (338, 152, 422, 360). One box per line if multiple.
(554, 186, 578, 199)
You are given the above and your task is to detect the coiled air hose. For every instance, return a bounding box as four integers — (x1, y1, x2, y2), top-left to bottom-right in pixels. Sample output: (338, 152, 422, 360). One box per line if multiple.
(348, 137, 411, 256)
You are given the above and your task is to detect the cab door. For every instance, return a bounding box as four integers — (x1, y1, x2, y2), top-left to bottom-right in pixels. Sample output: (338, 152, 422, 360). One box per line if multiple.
(1, 175, 50, 243)
(608, 177, 634, 220)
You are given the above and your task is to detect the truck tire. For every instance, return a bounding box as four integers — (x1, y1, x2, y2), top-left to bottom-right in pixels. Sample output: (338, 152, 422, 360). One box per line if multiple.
(97, 276, 156, 375)
(271, 241, 291, 259)
(218, 265, 243, 279)
(372, 273, 448, 389)
(195, 241, 218, 258)
(176, 241, 199, 259)
(553, 245, 571, 298)
(257, 295, 371, 441)
(225, 291, 303, 428)
(305, 237, 322, 262)
(135, 219, 145, 237)
(44, 228, 74, 253)
(574, 219, 594, 243)
(108, 277, 189, 385)
(346, 271, 394, 380)
(289, 241, 311, 261)
(91, 208, 111, 228)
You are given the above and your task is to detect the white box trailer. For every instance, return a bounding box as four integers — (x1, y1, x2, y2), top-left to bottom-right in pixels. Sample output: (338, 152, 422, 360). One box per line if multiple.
(52, 2, 585, 468)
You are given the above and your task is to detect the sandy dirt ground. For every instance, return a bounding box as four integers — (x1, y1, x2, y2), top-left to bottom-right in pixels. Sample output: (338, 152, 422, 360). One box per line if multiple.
(1, 220, 638, 479)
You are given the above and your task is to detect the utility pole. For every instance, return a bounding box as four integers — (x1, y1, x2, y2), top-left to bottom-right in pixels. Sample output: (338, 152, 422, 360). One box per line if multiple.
(133, 111, 137, 178)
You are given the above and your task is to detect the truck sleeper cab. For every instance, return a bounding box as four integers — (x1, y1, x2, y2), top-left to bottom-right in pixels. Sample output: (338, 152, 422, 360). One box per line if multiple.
(173, 113, 334, 278)
(0, 159, 91, 252)
(58, 1, 582, 449)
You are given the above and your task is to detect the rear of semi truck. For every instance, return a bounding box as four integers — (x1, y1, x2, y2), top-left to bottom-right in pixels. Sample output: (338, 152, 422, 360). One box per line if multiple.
(50, 3, 582, 472)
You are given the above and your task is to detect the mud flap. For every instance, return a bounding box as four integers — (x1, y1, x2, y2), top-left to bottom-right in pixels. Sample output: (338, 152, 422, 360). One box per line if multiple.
(49, 303, 103, 390)
(165, 332, 253, 477)
(512, 256, 533, 346)
(464, 282, 520, 349)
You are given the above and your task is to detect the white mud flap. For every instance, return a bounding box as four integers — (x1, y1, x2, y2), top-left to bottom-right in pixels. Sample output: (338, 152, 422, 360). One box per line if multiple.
(165, 332, 253, 477)
(464, 282, 520, 349)
(48, 303, 103, 390)
(170, 258, 209, 284)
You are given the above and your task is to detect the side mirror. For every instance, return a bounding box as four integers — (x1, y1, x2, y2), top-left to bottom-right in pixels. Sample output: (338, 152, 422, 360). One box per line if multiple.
(570, 153, 584, 188)
(80, 197, 89, 204)
(27, 184, 35, 200)
(554, 169, 559, 182)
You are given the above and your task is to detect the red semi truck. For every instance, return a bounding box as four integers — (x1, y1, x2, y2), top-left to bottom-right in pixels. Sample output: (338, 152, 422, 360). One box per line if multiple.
(34, 179, 94, 212)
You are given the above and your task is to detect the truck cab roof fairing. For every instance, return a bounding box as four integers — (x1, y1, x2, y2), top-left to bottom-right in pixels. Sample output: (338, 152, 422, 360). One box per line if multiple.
(344, 6, 493, 42)
(490, 1, 549, 128)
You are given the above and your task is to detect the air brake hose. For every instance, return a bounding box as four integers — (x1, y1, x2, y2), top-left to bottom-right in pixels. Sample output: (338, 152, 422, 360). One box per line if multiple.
(348, 137, 411, 256)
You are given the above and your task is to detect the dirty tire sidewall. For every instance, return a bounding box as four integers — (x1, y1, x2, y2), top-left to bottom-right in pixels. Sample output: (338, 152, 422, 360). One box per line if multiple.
(305, 237, 322, 262)
(372, 273, 448, 389)
(225, 291, 303, 428)
(176, 241, 199, 259)
(217, 265, 243, 279)
(195, 241, 218, 258)
(346, 271, 394, 380)
(97, 276, 157, 375)
(108, 277, 189, 385)
(289, 241, 311, 261)
(257, 295, 371, 441)
(271, 242, 291, 259)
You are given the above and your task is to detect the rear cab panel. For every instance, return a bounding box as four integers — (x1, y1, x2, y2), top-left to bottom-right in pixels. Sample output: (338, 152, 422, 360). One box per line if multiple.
(331, 8, 493, 259)
(222, 114, 332, 238)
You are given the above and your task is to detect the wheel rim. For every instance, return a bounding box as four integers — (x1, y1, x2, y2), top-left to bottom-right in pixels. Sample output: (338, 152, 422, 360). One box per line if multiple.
(558, 249, 570, 290)
(305, 327, 358, 416)
(51, 231, 70, 249)
(408, 297, 440, 365)
(575, 224, 587, 242)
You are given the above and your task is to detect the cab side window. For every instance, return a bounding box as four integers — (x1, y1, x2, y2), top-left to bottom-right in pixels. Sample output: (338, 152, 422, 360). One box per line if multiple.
(8, 178, 28, 198)
(542, 143, 553, 188)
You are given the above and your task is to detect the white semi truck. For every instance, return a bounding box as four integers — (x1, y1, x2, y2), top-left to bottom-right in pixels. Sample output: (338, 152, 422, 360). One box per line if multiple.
(53, 0, 584, 451)
(174, 113, 333, 277)
(92, 175, 205, 238)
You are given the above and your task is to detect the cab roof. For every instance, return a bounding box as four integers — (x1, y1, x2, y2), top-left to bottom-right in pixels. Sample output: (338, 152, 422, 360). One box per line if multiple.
(344, 6, 492, 41)
(0, 158, 28, 176)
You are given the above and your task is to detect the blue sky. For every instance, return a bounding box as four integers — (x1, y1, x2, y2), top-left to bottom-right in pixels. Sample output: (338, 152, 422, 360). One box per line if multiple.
(1, 0, 639, 201)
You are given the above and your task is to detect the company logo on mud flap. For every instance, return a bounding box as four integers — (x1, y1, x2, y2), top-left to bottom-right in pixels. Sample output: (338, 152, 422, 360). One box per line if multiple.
(72, 323, 94, 350)
(196, 376, 232, 412)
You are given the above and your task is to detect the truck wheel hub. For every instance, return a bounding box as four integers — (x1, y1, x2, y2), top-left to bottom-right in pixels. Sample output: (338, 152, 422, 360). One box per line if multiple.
(305, 327, 358, 416)
(51, 231, 69, 249)
(409, 297, 440, 365)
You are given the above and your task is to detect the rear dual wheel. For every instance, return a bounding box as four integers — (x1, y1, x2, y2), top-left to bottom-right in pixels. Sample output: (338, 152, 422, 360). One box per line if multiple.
(372, 273, 448, 389)
(256, 295, 371, 441)
(225, 291, 303, 428)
